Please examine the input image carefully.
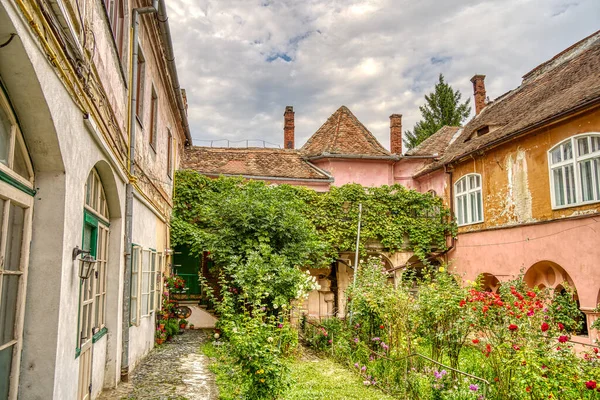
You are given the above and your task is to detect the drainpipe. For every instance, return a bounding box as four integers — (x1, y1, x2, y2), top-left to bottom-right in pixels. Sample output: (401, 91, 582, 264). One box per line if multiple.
(121, 0, 158, 382)
(444, 164, 456, 259)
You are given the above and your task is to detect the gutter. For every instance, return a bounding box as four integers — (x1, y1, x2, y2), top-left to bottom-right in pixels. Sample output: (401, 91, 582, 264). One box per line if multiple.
(156, 0, 192, 146)
(200, 172, 334, 183)
(306, 153, 400, 161)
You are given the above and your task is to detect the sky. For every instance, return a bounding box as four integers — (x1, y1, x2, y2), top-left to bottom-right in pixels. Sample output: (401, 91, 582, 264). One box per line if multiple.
(165, 0, 600, 150)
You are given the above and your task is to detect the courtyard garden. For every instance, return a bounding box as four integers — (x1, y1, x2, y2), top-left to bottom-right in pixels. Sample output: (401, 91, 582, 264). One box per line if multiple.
(170, 171, 600, 399)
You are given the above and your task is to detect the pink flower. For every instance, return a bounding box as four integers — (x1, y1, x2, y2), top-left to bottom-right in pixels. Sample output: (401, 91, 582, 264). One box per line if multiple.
(558, 322, 565, 331)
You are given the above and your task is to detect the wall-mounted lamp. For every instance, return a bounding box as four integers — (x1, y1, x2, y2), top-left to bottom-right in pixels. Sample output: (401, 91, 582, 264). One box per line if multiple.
(73, 246, 97, 280)
(164, 248, 174, 256)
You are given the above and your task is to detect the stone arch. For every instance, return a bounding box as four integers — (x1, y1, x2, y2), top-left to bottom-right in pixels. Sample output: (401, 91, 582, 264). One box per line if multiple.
(0, 15, 64, 174)
(524, 260, 574, 291)
(479, 273, 500, 293)
(93, 160, 122, 218)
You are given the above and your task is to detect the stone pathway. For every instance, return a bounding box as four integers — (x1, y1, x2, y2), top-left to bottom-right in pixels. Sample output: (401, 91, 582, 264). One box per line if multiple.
(98, 329, 218, 400)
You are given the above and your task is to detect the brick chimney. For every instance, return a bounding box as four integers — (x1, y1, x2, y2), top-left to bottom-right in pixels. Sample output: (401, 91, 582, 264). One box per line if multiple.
(284, 106, 295, 149)
(389, 113, 403, 154)
(470, 75, 486, 115)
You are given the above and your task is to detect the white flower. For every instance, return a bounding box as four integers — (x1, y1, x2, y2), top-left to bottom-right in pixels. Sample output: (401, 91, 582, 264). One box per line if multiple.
(214, 333, 220, 339)
(267, 337, 274, 343)
(232, 327, 238, 333)
(273, 304, 279, 309)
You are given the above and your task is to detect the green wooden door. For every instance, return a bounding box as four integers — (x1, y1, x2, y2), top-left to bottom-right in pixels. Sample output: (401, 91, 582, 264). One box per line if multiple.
(172, 245, 201, 301)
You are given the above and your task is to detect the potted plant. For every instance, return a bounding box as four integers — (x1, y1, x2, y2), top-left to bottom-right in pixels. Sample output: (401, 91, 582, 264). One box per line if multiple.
(165, 318, 179, 340)
(155, 329, 166, 345)
(189, 324, 195, 330)
(179, 319, 188, 329)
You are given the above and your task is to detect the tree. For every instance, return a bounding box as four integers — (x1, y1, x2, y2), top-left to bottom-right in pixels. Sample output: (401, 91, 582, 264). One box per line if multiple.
(404, 74, 471, 150)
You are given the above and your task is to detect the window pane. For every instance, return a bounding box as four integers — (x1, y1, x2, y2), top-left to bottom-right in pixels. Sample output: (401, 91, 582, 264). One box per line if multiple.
(0, 345, 14, 399)
(0, 107, 11, 166)
(5, 204, 24, 272)
(591, 137, 600, 153)
(577, 137, 590, 156)
(476, 191, 482, 221)
(550, 147, 561, 164)
(553, 168, 565, 206)
(470, 192, 477, 223)
(580, 160, 594, 202)
(565, 165, 576, 204)
(132, 248, 139, 273)
(456, 196, 463, 225)
(0, 275, 20, 345)
(13, 140, 30, 181)
(563, 141, 573, 160)
(462, 195, 468, 224)
(475, 175, 481, 188)
(469, 175, 475, 190)
(130, 298, 137, 324)
(594, 159, 600, 200)
(141, 294, 148, 316)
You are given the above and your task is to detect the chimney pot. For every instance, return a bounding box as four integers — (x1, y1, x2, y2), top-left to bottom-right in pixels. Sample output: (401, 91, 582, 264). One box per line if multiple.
(284, 106, 295, 149)
(470, 75, 486, 115)
(389, 114, 403, 155)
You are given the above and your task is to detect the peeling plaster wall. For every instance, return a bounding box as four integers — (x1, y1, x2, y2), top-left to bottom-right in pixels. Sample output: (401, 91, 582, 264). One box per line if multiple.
(451, 108, 600, 233)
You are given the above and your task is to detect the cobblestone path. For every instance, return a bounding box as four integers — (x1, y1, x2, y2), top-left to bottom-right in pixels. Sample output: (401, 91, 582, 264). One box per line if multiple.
(98, 329, 218, 400)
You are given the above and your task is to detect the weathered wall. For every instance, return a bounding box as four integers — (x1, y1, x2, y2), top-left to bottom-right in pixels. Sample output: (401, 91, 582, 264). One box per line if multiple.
(450, 108, 600, 233)
(312, 158, 395, 187)
(446, 108, 600, 341)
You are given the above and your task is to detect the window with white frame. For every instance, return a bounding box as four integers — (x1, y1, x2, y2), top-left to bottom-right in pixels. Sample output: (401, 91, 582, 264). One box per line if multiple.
(549, 134, 600, 208)
(130, 247, 162, 324)
(79, 169, 110, 348)
(455, 173, 483, 226)
(130, 245, 140, 325)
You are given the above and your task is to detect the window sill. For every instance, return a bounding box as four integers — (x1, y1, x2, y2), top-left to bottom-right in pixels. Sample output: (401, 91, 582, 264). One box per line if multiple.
(457, 220, 485, 228)
(551, 199, 600, 210)
(92, 327, 108, 343)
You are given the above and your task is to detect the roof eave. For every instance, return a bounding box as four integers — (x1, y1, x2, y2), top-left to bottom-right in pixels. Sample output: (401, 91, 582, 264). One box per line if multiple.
(306, 153, 400, 161)
(196, 172, 334, 183)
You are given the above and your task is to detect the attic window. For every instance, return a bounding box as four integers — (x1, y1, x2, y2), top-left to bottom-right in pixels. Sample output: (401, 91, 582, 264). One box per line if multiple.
(477, 126, 490, 137)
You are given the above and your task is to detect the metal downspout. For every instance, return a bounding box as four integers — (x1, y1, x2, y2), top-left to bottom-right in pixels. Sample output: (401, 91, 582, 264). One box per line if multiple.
(121, 0, 158, 382)
(156, 0, 192, 145)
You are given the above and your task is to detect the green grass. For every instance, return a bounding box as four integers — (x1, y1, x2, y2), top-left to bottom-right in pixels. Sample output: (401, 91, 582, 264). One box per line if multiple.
(204, 342, 395, 400)
(285, 357, 396, 400)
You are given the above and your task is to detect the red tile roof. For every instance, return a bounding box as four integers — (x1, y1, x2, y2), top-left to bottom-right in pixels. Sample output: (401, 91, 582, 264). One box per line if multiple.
(182, 147, 331, 181)
(416, 30, 600, 177)
(301, 106, 392, 158)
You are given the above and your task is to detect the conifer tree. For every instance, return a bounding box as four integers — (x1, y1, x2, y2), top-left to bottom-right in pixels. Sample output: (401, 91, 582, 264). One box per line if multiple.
(404, 74, 471, 150)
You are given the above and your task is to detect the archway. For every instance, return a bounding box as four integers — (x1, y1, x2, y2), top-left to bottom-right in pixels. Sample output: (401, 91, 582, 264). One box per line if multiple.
(524, 260, 574, 290)
(478, 273, 500, 293)
(524, 261, 586, 335)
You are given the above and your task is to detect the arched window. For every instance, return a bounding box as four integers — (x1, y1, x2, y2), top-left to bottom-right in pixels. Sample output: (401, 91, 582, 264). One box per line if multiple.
(454, 173, 483, 226)
(548, 134, 600, 208)
(79, 169, 109, 349)
(0, 83, 34, 400)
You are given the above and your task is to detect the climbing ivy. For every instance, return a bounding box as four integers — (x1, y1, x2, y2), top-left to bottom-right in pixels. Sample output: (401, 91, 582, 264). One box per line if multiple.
(171, 171, 456, 266)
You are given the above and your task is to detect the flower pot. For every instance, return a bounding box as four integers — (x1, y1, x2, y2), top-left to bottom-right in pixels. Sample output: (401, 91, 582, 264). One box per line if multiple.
(180, 324, 186, 329)
(156, 338, 164, 345)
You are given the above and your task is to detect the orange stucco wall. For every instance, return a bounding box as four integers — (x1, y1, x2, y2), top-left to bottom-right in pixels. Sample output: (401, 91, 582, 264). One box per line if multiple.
(449, 107, 600, 233)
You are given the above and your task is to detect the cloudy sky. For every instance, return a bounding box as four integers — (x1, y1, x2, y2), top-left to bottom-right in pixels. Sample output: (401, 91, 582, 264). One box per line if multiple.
(166, 0, 599, 150)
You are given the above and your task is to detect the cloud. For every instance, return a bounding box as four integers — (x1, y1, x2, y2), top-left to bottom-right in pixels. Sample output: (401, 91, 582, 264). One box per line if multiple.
(166, 0, 599, 149)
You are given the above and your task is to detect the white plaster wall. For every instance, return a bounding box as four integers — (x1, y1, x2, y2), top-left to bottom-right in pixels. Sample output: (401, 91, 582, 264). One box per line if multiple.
(128, 196, 164, 370)
(91, 337, 108, 399)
